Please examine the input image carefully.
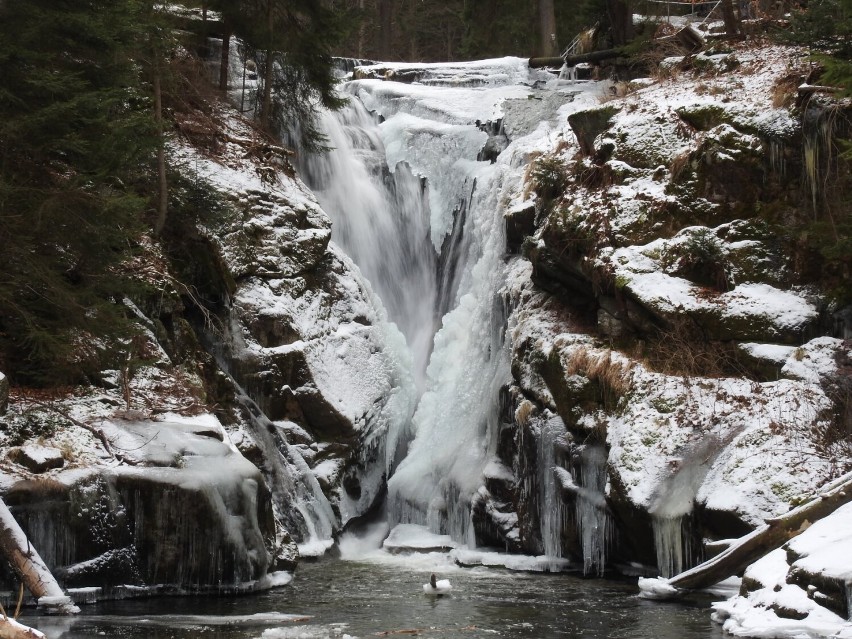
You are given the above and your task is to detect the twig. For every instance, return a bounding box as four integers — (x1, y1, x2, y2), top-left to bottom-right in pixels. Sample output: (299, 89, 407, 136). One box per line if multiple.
(19, 400, 137, 466)
(14, 583, 22, 619)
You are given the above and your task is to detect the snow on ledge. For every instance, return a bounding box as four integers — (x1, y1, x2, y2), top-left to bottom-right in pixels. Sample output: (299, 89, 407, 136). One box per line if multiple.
(383, 524, 458, 554)
(451, 549, 572, 573)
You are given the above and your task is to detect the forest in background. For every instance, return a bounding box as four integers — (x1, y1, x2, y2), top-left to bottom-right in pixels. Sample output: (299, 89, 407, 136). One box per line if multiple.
(330, 0, 607, 61)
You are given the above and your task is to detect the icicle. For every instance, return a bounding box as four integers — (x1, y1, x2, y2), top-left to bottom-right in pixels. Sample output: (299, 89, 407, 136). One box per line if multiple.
(574, 445, 612, 576)
(539, 416, 568, 558)
(846, 581, 852, 622)
(652, 515, 689, 578)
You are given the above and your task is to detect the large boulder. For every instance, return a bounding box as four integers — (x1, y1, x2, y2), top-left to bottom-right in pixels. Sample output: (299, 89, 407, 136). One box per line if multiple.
(3, 416, 280, 593)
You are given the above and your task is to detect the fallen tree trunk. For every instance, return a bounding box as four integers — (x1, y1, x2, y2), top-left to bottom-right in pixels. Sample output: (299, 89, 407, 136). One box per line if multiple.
(0, 499, 79, 614)
(641, 470, 852, 597)
(0, 618, 46, 639)
(529, 48, 623, 68)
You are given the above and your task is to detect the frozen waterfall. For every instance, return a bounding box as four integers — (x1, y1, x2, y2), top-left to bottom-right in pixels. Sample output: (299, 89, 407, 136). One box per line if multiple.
(295, 58, 611, 553)
(295, 60, 542, 544)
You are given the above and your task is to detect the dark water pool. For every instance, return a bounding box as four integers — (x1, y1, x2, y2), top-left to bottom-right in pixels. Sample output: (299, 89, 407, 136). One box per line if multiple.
(24, 556, 727, 639)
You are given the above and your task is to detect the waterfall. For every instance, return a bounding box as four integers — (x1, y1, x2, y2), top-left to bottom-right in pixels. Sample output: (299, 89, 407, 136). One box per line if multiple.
(298, 96, 439, 394)
(213, 354, 337, 557)
(290, 58, 604, 549)
(294, 64, 540, 545)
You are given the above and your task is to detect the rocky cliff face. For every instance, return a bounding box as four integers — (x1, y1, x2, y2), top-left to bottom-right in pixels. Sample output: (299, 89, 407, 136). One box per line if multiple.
(479, 42, 852, 577)
(0, 105, 414, 596)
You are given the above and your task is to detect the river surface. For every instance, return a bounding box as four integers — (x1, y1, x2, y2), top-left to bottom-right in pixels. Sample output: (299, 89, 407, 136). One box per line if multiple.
(26, 555, 727, 639)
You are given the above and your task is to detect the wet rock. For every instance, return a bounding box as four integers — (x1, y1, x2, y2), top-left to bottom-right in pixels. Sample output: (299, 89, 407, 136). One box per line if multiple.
(567, 105, 620, 157)
(504, 202, 536, 254)
(3, 421, 278, 593)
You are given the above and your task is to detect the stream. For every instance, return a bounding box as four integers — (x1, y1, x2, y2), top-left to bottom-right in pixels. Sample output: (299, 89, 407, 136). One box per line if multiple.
(27, 555, 726, 639)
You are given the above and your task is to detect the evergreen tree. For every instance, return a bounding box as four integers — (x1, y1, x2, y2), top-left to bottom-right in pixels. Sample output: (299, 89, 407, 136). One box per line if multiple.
(0, 0, 154, 383)
(783, 0, 852, 94)
(211, 0, 351, 145)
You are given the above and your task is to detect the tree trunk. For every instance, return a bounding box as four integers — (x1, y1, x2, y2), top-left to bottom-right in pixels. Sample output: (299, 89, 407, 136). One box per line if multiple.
(357, 0, 365, 58)
(219, 23, 232, 91)
(720, 0, 741, 37)
(0, 499, 78, 615)
(605, 0, 634, 46)
(538, 0, 558, 57)
(529, 47, 623, 68)
(644, 470, 852, 597)
(153, 69, 168, 237)
(0, 618, 46, 639)
(378, 0, 392, 60)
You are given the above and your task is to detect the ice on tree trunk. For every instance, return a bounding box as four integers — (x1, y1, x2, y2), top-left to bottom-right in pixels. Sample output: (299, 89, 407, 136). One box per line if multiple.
(0, 498, 79, 614)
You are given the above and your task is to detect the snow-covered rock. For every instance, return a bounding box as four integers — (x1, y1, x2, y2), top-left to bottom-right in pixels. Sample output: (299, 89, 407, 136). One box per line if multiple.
(8, 444, 64, 473)
(175, 109, 416, 538)
(713, 502, 852, 638)
(3, 413, 277, 593)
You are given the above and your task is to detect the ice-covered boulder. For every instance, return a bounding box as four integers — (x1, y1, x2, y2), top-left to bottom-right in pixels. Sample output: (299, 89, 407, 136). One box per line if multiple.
(174, 112, 416, 536)
(3, 415, 280, 592)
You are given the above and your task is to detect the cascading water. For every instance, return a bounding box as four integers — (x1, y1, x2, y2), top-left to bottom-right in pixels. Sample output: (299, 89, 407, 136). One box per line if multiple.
(297, 98, 438, 393)
(649, 453, 709, 577)
(211, 345, 337, 556)
(652, 516, 688, 579)
(295, 60, 543, 545)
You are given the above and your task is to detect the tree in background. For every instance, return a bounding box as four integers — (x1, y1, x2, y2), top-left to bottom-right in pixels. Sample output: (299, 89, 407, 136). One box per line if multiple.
(785, 0, 852, 95)
(0, 0, 154, 383)
(779, 0, 852, 299)
(335, 0, 609, 62)
(212, 0, 351, 148)
(539, 0, 559, 57)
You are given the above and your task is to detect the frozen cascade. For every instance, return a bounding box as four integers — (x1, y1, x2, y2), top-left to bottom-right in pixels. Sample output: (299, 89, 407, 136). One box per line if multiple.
(846, 582, 852, 621)
(294, 67, 528, 544)
(574, 445, 612, 576)
(233, 386, 336, 556)
(648, 444, 713, 577)
(539, 416, 569, 558)
(213, 350, 337, 556)
(652, 515, 688, 579)
(293, 58, 605, 547)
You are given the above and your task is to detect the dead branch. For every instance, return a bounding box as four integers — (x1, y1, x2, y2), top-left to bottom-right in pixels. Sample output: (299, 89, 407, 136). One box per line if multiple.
(18, 399, 136, 466)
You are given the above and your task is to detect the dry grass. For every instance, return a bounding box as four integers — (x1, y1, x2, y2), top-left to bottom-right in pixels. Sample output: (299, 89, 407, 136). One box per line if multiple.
(564, 346, 635, 399)
(515, 400, 535, 427)
(669, 149, 693, 181)
(637, 321, 750, 379)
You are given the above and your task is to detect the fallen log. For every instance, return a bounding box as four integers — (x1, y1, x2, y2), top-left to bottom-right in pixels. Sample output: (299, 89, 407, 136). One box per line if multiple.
(0, 617, 46, 639)
(529, 48, 623, 68)
(639, 470, 852, 598)
(0, 499, 79, 614)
